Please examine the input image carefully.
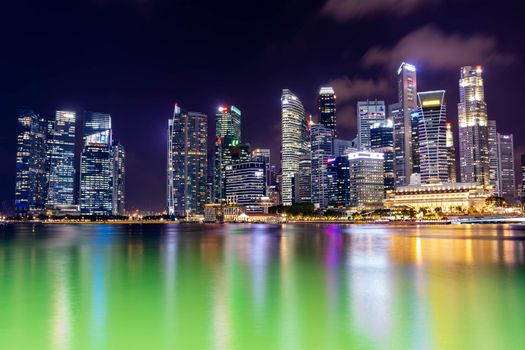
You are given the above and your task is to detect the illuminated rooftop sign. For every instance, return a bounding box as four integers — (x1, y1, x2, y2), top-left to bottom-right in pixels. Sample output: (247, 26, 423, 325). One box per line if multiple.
(422, 99, 441, 107)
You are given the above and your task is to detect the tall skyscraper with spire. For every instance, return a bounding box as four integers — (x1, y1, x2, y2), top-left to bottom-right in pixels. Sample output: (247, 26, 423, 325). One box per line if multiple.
(167, 104, 208, 216)
(393, 62, 417, 186)
(458, 65, 490, 186)
(319, 87, 336, 137)
(281, 89, 308, 206)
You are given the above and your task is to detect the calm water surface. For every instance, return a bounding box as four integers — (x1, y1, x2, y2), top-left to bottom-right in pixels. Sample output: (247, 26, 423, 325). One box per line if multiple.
(1, 223, 525, 350)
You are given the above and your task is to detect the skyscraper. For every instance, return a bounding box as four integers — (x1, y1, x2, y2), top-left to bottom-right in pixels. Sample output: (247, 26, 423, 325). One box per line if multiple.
(281, 89, 308, 206)
(167, 104, 208, 216)
(319, 87, 336, 137)
(46, 111, 77, 210)
(371, 119, 395, 194)
(14, 107, 48, 215)
(112, 141, 126, 215)
(296, 155, 312, 203)
(393, 62, 417, 186)
(334, 138, 357, 156)
(251, 148, 271, 189)
(347, 151, 385, 209)
(488, 120, 498, 191)
(310, 123, 334, 209)
(80, 112, 114, 216)
(357, 99, 386, 151)
(216, 105, 241, 140)
(416, 91, 449, 184)
(446, 123, 457, 183)
(458, 65, 490, 186)
(213, 105, 244, 203)
(225, 162, 266, 213)
(497, 133, 516, 204)
(521, 154, 525, 203)
(328, 156, 350, 208)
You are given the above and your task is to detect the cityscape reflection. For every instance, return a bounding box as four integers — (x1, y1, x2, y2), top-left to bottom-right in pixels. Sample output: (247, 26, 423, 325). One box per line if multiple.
(0, 223, 524, 349)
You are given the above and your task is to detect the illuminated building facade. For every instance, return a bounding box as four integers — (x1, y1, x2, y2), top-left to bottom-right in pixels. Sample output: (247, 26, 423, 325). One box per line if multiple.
(357, 99, 386, 151)
(112, 141, 126, 215)
(213, 105, 245, 203)
(46, 111, 77, 209)
(225, 162, 266, 213)
(80, 112, 114, 215)
(251, 148, 271, 189)
(319, 87, 336, 137)
(416, 90, 449, 184)
(371, 119, 395, 194)
(446, 123, 457, 183)
(14, 107, 48, 215)
(334, 138, 357, 156)
(385, 182, 493, 213)
(497, 133, 516, 204)
(347, 151, 385, 209)
(215, 105, 241, 140)
(521, 154, 525, 203)
(296, 155, 312, 203)
(281, 89, 308, 206)
(393, 62, 417, 186)
(167, 105, 208, 216)
(488, 120, 499, 192)
(310, 123, 334, 209)
(458, 65, 490, 186)
(327, 156, 350, 207)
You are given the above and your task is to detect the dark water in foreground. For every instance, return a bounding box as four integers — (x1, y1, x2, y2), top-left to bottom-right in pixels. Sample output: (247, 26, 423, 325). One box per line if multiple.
(1, 223, 525, 350)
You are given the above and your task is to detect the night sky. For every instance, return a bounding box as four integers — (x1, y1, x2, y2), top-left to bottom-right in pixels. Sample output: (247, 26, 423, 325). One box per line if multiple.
(1, 0, 524, 212)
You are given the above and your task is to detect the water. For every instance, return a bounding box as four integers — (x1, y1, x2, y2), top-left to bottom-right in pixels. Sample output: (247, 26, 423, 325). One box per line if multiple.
(1, 223, 525, 350)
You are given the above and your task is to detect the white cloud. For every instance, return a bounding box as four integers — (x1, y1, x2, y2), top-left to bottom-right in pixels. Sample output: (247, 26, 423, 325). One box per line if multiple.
(362, 25, 515, 69)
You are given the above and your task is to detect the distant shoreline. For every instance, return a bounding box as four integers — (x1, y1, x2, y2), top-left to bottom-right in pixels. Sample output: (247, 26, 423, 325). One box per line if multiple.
(2, 219, 523, 225)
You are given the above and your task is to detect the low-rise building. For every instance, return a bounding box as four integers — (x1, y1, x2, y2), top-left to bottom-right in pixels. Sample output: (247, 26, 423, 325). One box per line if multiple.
(384, 182, 493, 213)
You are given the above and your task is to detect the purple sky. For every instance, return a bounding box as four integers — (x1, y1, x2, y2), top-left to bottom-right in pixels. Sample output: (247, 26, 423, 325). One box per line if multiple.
(0, 0, 523, 212)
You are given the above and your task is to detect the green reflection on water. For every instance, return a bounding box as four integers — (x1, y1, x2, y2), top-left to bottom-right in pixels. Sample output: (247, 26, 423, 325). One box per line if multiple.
(0, 223, 524, 350)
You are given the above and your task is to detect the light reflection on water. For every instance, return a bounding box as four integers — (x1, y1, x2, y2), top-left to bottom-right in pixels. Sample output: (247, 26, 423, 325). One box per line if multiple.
(0, 223, 524, 349)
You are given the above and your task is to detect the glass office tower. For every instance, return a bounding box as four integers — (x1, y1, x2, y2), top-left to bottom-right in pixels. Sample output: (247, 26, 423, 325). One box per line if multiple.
(416, 91, 449, 184)
(14, 107, 48, 215)
(319, 87, 336, 137)
(46, 111, 77, 209)
(497, 133, 516, 204)
(357, 99, 386, 151)
(458, 65, 490, 186)
(371, 119, 395, 194)
(281, 89, 308, 206)
(446, 123, 457, 183)
(310, 123, 334, 209)
(393, 62, 418, 186)
(167, 104, 208, 216)
(80, 112, 113, 215)
(112, 140, 126, 215)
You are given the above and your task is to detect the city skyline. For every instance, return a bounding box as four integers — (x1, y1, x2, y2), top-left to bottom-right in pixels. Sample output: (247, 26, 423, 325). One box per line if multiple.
(1, 0, 524, 212)
(7, 62, 525, 215)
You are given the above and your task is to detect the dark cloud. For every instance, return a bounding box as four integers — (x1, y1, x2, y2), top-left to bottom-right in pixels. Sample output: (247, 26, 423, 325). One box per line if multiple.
(322, 0, 437, 21)
(362, 26, 516, 69)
